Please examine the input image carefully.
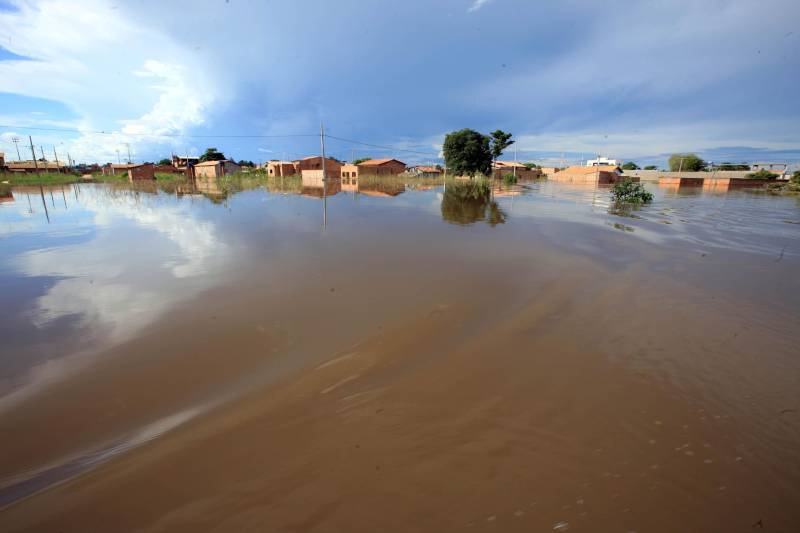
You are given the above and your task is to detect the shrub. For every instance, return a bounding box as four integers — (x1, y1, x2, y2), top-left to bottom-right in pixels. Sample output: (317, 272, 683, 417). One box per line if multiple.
(746, 169, 779, 180)
(791, 170, 800, 184)
(611, 179, 653, 204)
(503, 172, 517, 185)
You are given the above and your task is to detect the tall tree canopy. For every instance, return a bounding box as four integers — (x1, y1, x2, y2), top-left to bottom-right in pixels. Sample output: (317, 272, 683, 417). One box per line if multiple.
(669, 153, 707, 172)
(443, 129, 492, 176)
(489, 130, 514, 162)
(199, 148, 226, 162)
(621, 161, 640, 170)
(157, 158, 172, 166)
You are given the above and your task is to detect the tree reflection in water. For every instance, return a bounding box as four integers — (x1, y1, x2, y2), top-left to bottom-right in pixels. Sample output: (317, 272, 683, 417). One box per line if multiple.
(440, 180, 506, 226)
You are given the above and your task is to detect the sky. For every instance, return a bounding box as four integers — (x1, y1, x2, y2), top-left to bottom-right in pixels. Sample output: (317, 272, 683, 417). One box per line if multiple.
(0, 0, 798, 167)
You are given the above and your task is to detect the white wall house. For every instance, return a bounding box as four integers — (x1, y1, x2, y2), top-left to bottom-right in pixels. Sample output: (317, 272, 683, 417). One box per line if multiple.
(586, 156, 619, 167)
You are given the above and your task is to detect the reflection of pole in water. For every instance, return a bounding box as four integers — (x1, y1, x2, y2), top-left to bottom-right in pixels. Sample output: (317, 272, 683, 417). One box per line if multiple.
(26, 193, 32, 213)
(61, 185, 67, 208)
(39, 185, 50, 223)
(49, 189, 55, 208)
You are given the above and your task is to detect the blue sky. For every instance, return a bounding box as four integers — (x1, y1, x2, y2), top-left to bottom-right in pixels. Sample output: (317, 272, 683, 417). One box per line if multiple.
(1, 0, 798, 167)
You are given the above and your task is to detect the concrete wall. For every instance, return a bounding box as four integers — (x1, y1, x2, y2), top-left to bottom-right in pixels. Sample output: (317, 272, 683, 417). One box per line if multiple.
(623, 170, 752, 182)
(550, 170, 630, 184)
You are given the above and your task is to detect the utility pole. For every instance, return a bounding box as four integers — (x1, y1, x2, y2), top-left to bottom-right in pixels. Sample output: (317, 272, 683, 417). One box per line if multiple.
(39, 146, 45, 162)
(53, 146, 60, 172)
(11, 136, 22, 160)
(116, 149, 121, 164)
(29, 136, 38, 173)
(320, 121, 327, 227)
(125, 143, 132, 164)
(513, 144, 517, 180)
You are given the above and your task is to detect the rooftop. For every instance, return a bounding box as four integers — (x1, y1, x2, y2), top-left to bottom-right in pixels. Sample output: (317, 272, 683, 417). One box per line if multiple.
(357, 158, 405, 166)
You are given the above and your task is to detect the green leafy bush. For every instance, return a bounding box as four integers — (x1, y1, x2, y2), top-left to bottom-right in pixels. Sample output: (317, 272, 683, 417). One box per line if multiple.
(746, 169, 779, 180)
(611, 179, 653, 204)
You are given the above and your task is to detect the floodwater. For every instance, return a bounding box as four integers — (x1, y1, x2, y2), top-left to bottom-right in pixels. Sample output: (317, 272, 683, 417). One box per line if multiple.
(0, 178, 799, 532)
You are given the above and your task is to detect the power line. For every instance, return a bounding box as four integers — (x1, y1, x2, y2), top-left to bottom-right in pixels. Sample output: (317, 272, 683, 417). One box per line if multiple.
(325, 134, 437, 156)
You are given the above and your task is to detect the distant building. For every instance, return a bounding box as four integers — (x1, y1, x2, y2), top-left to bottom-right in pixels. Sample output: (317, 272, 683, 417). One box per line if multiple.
(172, 155, 199, 169)
(356, 158, 406, 176)
(751, 162, 788, 178)
(0, 152, 5, 169)
(586, 156, 619, 167)
(6, 160, 68, 173)
(492, 161, 541, 180)
(550, 165, 624, 184)
(194, 160, 241, 178)
(266, 160, 297, 177)
(407, 165, 443, 178)
(341, 164, 359, 179)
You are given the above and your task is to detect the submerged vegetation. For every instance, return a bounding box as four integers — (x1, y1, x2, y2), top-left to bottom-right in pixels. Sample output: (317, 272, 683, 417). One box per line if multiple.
(611, 178, 653, 205)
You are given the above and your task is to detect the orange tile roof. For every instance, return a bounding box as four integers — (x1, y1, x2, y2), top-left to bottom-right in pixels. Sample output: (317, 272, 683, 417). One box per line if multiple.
(358, 158, 405, 166)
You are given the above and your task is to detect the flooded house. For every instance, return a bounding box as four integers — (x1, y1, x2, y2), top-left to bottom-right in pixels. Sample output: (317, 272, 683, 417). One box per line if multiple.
(266, 160, 297, 177)
(549, 165, 625, 184)
(194, 160, 241, 178)
(355, 158, 406, 176)
(127, 163, 156, 181)
(296, 156, 342, 179)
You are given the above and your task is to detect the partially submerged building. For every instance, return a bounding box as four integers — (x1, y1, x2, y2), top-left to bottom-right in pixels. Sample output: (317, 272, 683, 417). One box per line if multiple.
(550, 165, 625, 184)
(355, 158, 406, 176)
(127, 163, 155, 181)
(266, 160, 297, 177)
(194, 160, 241, 178)
(296, 156, 342, 179)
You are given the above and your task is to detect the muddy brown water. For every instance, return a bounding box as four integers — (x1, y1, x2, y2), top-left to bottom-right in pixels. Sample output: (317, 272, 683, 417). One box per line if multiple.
(0, 180, 799, 532)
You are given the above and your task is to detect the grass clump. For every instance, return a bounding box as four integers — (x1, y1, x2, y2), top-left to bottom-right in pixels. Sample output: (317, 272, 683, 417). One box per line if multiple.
(502, 172, 517, 185)
(611, 178, 653, 205)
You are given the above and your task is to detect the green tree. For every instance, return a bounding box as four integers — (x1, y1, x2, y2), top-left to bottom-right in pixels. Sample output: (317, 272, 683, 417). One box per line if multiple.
(157, 158, 172, 166)
(489, 130, 514, 164)
(792, 170, 800, 184)
(669, 153, 706, 172)
(353, 157, 371, 165)
(621, 161, 640, 170)
(745, 169, 779, 180)
(717, 162, 750, 171)
(643, 165, 658, 170)
(237, 160, 255, 167)
(199, 148, 226, 162)
(443, 129, 492, 177)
